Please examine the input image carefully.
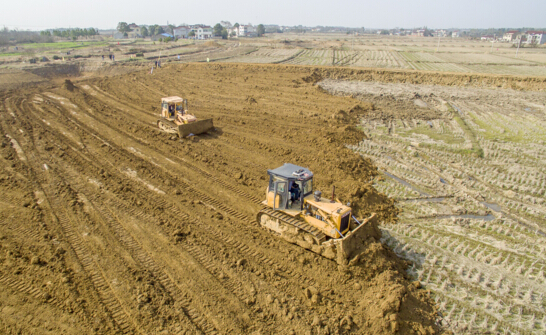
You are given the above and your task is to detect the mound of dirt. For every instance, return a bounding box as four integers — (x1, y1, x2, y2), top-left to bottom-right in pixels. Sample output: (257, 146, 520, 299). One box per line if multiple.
(302, 66, 546, 91)
(203, 40, 223, 48)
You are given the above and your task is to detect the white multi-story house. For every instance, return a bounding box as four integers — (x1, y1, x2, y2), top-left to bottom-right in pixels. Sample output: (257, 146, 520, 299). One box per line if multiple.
(525, 31, 546, 45)
(196, 26, 212, 39)
(452, 30, 460, 38)
(238, 25, 247, 37)
(503, 30, 520, 42)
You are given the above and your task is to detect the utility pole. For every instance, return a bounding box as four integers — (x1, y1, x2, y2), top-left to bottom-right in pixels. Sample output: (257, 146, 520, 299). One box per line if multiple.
(516, 37, 521, 57)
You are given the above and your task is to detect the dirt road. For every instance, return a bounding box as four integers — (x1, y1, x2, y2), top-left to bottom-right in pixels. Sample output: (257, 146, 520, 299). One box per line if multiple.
(0, 63, 444, 334)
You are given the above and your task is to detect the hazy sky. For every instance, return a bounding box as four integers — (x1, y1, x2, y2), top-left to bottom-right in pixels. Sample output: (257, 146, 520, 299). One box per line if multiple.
(2, 0, 545, 30)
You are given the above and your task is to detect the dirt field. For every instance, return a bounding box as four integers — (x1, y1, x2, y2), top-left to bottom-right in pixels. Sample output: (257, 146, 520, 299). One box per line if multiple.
(0, 63, 454, 334)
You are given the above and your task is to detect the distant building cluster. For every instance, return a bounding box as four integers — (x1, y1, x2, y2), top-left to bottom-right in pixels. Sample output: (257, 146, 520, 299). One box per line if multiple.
(109, 22, 546, 46)
(502, 30, 546, 45)
(476, 30, 545, 45)
(113, 24, 213, 40)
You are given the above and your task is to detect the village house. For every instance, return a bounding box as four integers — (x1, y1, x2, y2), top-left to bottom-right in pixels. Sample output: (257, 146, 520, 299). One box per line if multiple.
(481, 35, 495, 41)
(452, 30, 460, 38)
(238, 25, 248, 37)
(435, 29, 448, 37)
(195, 26, 213, 39)
(173, 26, 190, 39)
(503, 30, 520, 42)
(127, 24, 142, 38)
(525, 31, 546, 45)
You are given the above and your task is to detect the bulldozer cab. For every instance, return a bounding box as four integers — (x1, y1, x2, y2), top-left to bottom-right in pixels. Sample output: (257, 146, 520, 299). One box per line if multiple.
(267, 163, 313, 211)
(161, 96, 186, 119)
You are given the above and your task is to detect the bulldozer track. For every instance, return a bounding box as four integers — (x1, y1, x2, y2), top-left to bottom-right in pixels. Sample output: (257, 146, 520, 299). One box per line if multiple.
(0, 273, 60, 307)
(184, 243, 254, 305)
(8, 92, 321, 330)
(1, 105, 136, 335)
(19, 114, 218, 334)
(40, 93, 262, 210)
(0, 271, 89, 319)
(88, 196, 217, 335)
(258, 207, 327, 243)
(11, 97, 281, 279)
(0, 219, 42, 241)
(44, 186, 136, 334)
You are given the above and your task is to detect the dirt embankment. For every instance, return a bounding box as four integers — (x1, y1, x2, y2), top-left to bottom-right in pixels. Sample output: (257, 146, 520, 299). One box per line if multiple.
(0, 62, 443, 334)
(300, 64, 546, 91)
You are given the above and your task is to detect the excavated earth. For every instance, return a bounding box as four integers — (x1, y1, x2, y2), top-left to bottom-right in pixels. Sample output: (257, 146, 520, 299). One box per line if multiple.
(3, 62, 524, 334)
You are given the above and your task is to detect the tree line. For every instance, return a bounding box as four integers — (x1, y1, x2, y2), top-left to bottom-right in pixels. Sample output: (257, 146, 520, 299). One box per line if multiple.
(41, 28, 99, 40)
(1, 27, 53, 46)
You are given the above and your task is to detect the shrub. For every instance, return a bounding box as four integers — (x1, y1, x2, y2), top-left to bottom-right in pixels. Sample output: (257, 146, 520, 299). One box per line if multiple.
(52, 55, 60, 60)
(135, 52, 144, 57)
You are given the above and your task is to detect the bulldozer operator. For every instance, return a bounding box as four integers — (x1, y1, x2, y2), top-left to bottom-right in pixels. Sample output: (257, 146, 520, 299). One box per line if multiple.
(290, 182, 300, 202)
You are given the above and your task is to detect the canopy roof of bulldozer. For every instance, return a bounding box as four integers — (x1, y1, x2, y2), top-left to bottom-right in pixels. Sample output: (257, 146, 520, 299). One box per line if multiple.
(161, 96, 184, 104)
(268, 163, 313, 181)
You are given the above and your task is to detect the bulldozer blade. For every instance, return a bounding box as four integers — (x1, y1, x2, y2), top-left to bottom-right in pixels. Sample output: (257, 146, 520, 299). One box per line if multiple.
(332, 213, 381, 265)
(178, 119, 214, 138)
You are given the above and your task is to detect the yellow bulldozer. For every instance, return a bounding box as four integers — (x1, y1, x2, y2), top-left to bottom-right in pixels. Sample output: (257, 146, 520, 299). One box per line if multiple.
(157, 96, 214, 137)
(257, 163, 378, 264)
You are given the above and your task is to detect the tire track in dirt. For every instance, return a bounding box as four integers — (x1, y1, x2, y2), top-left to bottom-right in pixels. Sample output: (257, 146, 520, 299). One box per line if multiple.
(65, 85, 264, 205)
(3, 97, 137, 334)
(85, 194, 217, 335)
(0, 273, 63, 307)
(35, 94, 259, 224)
(21, 97, 252, 333)
(50, 96, 323, 291)
(25, 110, 315, 332)
(15, 90, 321, 297)
(23, 101, 226, 334)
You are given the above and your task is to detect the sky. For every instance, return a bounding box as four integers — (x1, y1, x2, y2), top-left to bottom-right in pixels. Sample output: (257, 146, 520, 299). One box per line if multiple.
(2, 0, 545, 30)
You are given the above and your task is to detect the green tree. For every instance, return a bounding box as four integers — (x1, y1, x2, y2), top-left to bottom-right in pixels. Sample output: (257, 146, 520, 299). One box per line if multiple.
(168, 24, 175, 35)
(188, 31, 195, 37)
(257, 24, 265, 36)
(117, 22, 131, 34)
(141, 26, 149, 37)
(234, 23, 239, 28)
(156, 26, 165, 34)
(213, 23, 223, 36)
(221, 28, 228, 39)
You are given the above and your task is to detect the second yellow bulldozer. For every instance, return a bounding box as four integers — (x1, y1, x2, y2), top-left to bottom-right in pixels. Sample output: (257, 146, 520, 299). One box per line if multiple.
(257, 163, 379, 264)
(157, 96, 214, 138)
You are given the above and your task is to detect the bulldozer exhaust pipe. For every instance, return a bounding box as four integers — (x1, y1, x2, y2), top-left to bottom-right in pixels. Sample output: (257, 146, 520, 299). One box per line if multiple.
(331, 186, 335, 203)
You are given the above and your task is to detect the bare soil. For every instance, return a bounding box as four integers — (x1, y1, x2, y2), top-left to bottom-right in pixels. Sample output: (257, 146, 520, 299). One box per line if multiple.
(3, 62, 516, 334)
